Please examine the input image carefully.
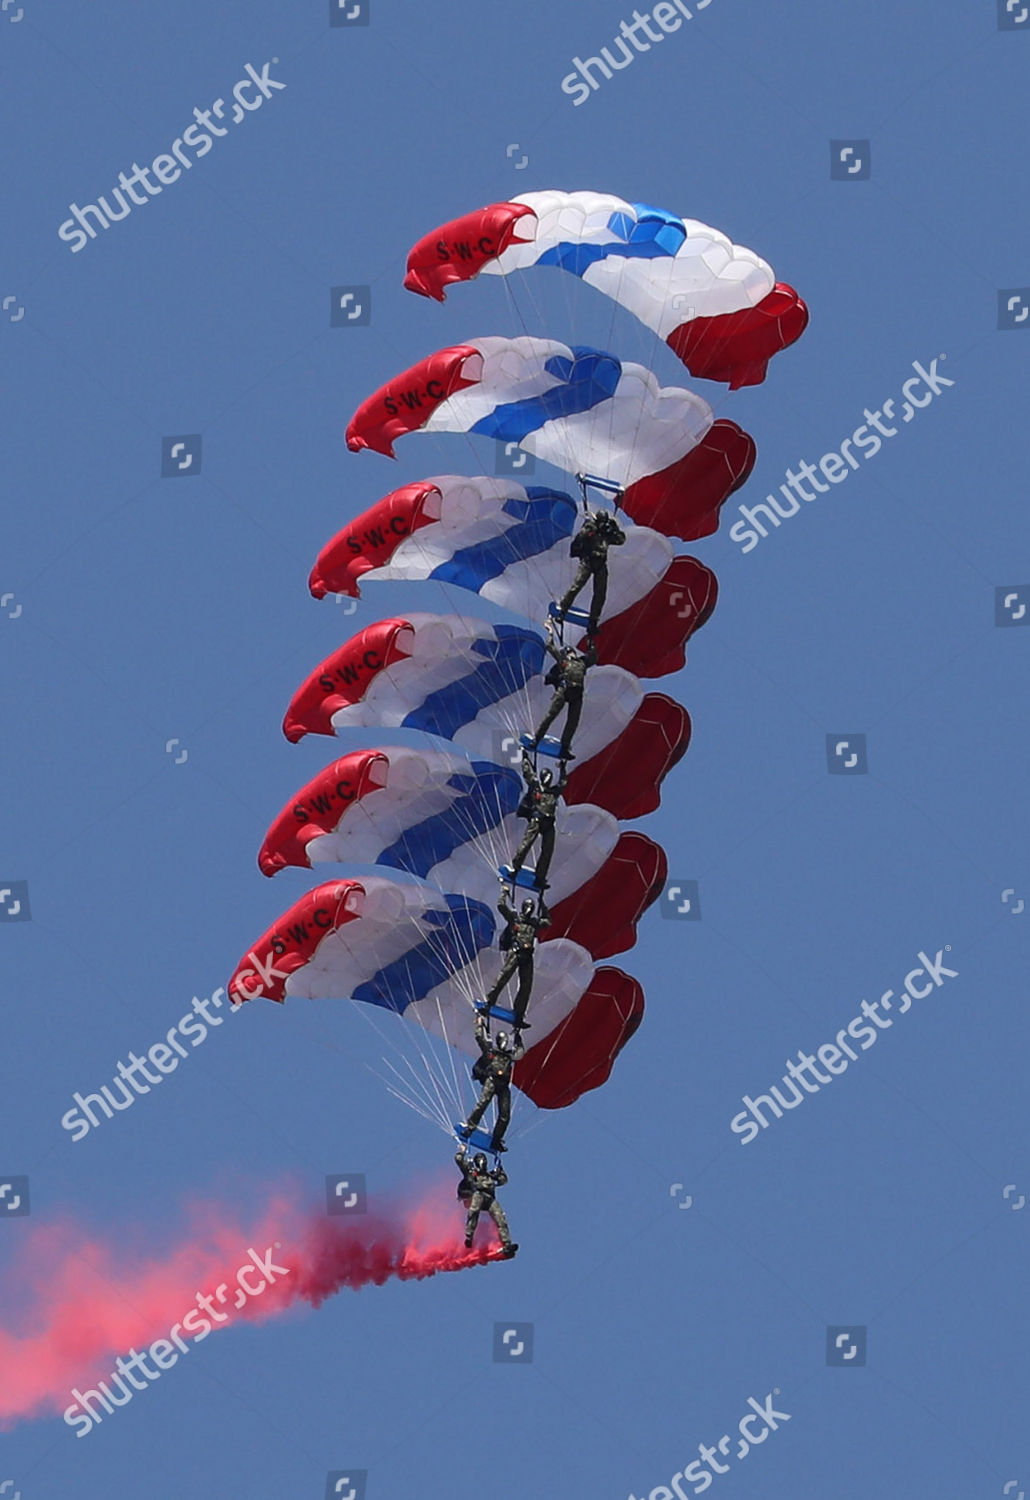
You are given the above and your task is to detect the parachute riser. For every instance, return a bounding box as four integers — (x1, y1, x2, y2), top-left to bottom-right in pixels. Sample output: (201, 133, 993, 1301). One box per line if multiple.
(576, 471, 625, 516)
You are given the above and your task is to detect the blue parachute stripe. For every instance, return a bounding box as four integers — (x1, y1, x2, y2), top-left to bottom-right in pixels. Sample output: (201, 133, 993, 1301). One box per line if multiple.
(469, 349, 621, 443)
(376, 764, 522, 877)
(352, 894, 495, 1013)
(401, 626, 545, 742)
(427, 490, 577, 591)
(535, 204, 686, 277)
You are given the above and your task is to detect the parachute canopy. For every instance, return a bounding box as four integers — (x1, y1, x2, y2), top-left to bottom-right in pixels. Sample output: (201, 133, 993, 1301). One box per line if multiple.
(281, 616, 690, 817)
(404, 190, 808, 389)
(344, 337, 755, 540)
(308, 475, 717, 674)
(259, 743, 621, 911)
(258, 747, 666, 957)
(228, 875, 644, 1108)
(282, 612, 642, 766)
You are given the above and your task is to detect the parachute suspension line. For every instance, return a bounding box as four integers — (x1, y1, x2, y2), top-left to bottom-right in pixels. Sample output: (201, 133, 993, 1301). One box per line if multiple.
(376, 1052, 454, 1134)
(335, 902, 479, 1134)
(320, 986, 458, 1134)
(351, 978, 456, 1115)
(385, 934, 473, 1124)
(423, 987, 471, 1126)
(384, 1041, 463, 1137)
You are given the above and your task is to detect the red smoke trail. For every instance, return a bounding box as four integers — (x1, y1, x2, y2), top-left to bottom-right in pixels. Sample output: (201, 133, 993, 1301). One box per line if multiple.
(0, 1184, 508, 1427)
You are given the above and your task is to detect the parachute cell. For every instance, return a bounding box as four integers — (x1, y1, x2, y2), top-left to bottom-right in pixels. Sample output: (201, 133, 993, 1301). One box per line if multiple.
(544, 832, 667, 959)
(345, 338, 752, 539)
(283, 612, 644, 767)
(260, 744, 623, 910)
(310, 475, 678, 629)
(228, 876, 642, 1108)
(404, 190, 808, 388)
(563, 693, 691, 820)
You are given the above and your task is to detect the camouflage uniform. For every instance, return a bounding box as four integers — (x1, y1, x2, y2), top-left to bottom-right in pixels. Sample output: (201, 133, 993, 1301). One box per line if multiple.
(530, 639, 596, 761)
(455, 1150, 513, 1249)
(556, 512, 625, 636)
(509, 750, 564, 889)
(462, 1017, 526, 1151)
(485, 893, 551, 1027)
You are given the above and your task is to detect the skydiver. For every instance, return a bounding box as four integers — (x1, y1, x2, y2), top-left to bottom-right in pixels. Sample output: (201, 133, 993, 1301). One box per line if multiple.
(458, 1014, 525, 1152)
(482, 889, 551, 1030)
(554, 510, 626, 638)
(455, 1147, 517, 1255)
(508, 748, 564, 890)
(524, 618, 596, 762)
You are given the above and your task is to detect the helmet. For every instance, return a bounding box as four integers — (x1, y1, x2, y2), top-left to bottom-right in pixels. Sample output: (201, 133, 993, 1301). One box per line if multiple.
(495, 1031, 510, 1051)
(473, 1153, 489, 1172)
(521, 898, 536, 916)
(540, 768, 554, 788)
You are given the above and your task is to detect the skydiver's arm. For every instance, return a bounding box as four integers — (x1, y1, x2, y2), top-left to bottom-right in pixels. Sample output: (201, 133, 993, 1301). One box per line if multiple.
(535, 909, 552, 932)
(512, 1039, 526, 1062)
(474, 1014, 491, 1053)
(541, 620, 563, 663)
(520, 750, 539, 791)
(497, 892, 516, 925)
(494, 1166, 509, 1188)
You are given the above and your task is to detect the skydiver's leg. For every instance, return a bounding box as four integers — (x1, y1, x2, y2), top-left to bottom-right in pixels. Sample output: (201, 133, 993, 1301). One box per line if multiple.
(531, 685, 568, 746)
(559, 688, 584, 760)
(512, 953, 535, 1027)
(535, 822, 556, 887)
(487, 1198, 513, 1250)
(557, 559, 592, 616)
(490, 1084, 512, 1151)
(464, 1191, 485, 1246)
(463, 1076, 497, 1133)
(486, 951, 520, 1005)
(587, 563, 608, 635)
(509, 820, 540, 878)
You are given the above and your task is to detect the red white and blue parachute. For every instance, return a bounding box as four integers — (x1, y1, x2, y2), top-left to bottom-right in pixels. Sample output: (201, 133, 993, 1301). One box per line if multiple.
(282, 613, 640, 764)
(345, 337, 755, 540)
(257, 746, 666, 954)
(404, 190, 808, 389)
(308, 476, 718, 676)
(227, 877, 645, 1109)
(229, 185, 807, 1150)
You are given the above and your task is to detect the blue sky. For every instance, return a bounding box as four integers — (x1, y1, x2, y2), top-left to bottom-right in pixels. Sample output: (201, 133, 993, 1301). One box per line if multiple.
(1, 0, 1029, 1495)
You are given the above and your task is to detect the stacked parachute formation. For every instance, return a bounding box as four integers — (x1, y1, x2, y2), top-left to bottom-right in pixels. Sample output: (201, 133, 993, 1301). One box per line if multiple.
(228, 190, 806, 1256)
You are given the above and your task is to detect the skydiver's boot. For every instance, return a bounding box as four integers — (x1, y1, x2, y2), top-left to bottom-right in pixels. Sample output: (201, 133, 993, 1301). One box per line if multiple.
(464, 1234, 474, 1249)
(502, 1243, 519, 1258)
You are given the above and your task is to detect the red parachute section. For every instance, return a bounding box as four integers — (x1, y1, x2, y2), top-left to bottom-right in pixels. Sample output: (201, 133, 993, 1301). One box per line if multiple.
(667, 282, 809, 390)
(309, 481, 442, 599)
(588, 556, 717, 679)
(404, 202, 536, 301)
(515, 966, 644, 1109)
(545, 832, 667, 960)
(621, 420, 756, 541)
(282, 619, 414, 743)
(345, 345, 482, 458)
(228, 881, 362, 1005)
(564, 694, 692, 820)
(258, 752, 390, 876)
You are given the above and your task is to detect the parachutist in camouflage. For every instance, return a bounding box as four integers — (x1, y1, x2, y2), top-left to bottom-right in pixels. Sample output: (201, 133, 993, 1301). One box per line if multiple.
(484, 890, 551, 1030)
(459, 1014, 525, 1152)
(456, 1148, 517, 1255)
(555, 510, 626, 637)
(525, 619, 597, 762)
(509, 749, 564, 890)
